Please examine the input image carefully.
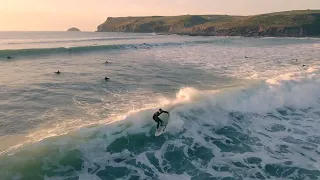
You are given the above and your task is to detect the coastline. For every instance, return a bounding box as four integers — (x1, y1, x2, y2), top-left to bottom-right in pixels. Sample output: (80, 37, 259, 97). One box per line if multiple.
(96, 10, 320, 38)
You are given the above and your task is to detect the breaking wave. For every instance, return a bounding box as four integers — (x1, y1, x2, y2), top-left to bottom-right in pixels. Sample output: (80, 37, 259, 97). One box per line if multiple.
(0, 66, 319, 180)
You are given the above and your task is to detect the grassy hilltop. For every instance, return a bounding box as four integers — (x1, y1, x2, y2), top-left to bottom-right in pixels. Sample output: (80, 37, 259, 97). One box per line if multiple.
(97, 10, 320, 37)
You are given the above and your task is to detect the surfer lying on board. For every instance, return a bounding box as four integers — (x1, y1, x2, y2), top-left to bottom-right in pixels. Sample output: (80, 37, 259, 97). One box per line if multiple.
(153, 109, 169, 129)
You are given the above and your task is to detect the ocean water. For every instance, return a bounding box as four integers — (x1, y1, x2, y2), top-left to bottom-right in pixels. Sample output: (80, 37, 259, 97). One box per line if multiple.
(0, 31, 320, 180)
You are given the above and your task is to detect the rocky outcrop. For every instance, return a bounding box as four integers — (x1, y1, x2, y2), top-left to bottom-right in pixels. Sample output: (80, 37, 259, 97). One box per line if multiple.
(97, 10, 320, 37)
(67, 27, 81, 32)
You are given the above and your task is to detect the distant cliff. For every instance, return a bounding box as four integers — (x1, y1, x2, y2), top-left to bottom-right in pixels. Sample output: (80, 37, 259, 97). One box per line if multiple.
(97, 10, 320, 37)
(67, 27, 81, 32)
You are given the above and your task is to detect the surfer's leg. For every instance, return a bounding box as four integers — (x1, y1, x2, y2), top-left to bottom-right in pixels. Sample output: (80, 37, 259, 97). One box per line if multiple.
(159, 120, 164, 126)
(153, 116, 158, 123)
(156, 116, 164, 126)
(154, 116, 163, 128)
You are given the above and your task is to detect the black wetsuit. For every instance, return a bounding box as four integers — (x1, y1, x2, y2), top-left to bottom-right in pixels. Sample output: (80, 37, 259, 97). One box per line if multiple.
(153, 110, 169, 129)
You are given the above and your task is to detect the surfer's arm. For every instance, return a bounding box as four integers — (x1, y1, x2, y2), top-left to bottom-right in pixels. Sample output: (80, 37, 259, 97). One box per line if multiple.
(162, 110, 169, 115)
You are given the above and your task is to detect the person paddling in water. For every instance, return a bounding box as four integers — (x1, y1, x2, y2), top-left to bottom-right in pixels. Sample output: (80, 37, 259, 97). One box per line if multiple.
(153, 109, 169, 129)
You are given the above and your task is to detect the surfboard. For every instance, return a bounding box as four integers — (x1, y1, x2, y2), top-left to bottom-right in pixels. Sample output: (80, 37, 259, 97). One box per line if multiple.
(155, 125, 166, 136)
(155, 113, 170, 136)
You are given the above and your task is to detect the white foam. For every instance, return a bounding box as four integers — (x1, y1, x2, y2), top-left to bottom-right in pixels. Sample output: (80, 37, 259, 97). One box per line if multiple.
(159, 173, 191, 180)
(78, 174, 101, 180)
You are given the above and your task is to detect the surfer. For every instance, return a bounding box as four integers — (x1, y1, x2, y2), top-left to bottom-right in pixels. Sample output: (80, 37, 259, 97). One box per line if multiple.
(54, 71, 61, 74)
(153, 109, 169, 129)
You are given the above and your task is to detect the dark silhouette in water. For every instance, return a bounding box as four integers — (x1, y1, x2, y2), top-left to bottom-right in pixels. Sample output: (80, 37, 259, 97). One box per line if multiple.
(54, 71, 61, 74)
(7, 56, 12, 59)
(302, 64, 307, 67)
(143, 43, 151, 49)
(105, 61, 109, 64)
(105, 77, 110, 81)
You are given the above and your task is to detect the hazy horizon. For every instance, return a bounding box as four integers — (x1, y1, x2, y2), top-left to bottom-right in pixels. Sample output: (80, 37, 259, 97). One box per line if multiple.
(1, 0, 320, 31)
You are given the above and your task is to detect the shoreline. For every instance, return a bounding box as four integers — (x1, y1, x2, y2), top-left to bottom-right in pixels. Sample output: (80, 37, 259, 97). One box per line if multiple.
(95, 31, 320, 38)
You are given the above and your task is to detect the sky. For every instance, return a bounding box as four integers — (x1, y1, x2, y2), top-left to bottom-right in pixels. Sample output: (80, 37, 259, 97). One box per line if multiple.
(0, 0, 319, 31)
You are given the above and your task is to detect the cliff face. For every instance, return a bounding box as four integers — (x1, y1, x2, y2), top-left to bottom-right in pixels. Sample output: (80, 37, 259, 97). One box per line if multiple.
(97, 10, 320, 37)
(179, 27, 306, 37)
